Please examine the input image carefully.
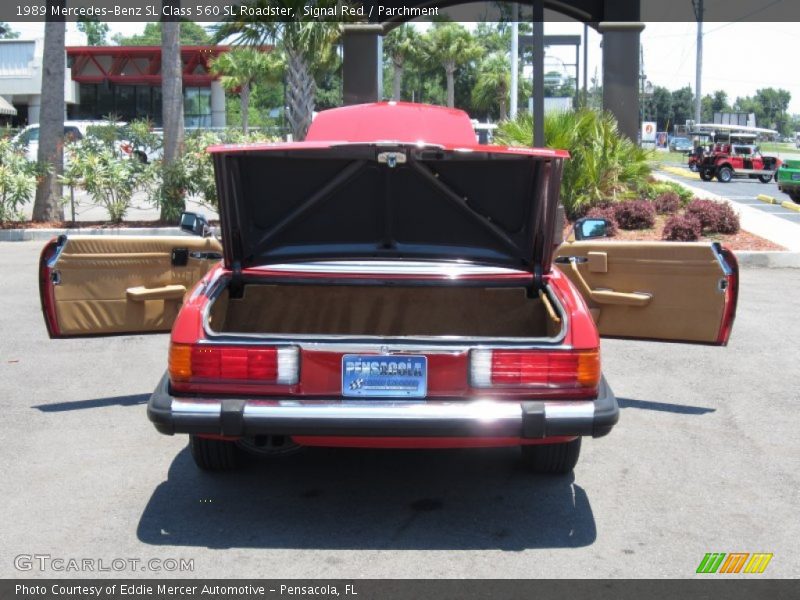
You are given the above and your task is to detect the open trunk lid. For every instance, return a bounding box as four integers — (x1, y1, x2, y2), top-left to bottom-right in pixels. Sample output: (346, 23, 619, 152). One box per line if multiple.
(210, 142, 565, 275)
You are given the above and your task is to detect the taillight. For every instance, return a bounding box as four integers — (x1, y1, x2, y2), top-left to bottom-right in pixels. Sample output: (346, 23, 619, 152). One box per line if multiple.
(169, 343, 299, 384)
(470, 349, 600, 390)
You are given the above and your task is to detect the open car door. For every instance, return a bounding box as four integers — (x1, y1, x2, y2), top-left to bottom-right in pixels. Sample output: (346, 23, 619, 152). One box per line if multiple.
(555, 227, 738, 345)
(39, 233, 222, 338)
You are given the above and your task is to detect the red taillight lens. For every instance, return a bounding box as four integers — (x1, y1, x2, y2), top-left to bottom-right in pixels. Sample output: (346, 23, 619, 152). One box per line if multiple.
(472, 349, 600, 389)
(169, 343, 297, 384)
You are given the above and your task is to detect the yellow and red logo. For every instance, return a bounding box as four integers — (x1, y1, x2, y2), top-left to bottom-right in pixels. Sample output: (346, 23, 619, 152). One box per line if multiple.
(696, 553, 773, 574)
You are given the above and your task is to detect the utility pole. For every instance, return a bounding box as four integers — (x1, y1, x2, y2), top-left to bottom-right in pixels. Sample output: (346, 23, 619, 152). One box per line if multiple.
(693, 0, 704, 125)
(510, 3, 519, 119)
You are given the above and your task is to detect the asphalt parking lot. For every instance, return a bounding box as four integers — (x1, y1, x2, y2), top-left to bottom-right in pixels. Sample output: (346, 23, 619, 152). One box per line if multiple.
(1, 241, 798, 578)
(660, 165, 800, 225)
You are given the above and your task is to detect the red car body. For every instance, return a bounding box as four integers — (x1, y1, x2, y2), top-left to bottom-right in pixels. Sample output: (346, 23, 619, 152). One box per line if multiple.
(39, 103, 739, 474)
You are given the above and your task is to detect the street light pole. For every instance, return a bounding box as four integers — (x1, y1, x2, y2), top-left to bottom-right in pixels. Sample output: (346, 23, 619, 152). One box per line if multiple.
(693, 0, 704, 125)
(510, 4, 519, 119)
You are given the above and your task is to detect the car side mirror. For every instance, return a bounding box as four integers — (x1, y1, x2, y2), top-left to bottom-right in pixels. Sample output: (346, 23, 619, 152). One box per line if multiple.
(180, 212, 210, 237)
(574, 217, 611, 241)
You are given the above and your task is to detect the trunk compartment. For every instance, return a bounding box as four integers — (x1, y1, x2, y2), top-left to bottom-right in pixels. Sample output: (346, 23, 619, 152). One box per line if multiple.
(207, 282, 562, 340)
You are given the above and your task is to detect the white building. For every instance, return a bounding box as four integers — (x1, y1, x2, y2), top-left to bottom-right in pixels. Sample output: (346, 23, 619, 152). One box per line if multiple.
(0, 38, 78, 125)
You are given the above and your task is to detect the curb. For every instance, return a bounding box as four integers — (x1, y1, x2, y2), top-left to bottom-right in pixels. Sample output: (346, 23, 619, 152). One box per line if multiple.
(780, 200, 800, 212)
(660, 165, 699, 180)
(756, 194, 779, 205)
(736, 251, 800, 268)
(0, 227, 184, 242)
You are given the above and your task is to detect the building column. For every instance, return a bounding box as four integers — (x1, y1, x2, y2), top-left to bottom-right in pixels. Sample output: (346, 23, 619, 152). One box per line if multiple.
(28, 96, 41, 125)
(210, 80, 226, 128)
(342, 25, 383, 105)
(599, 21, 645, 141)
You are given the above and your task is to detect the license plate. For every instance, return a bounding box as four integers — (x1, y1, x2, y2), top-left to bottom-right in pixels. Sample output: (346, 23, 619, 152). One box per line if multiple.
(342, 354, 427, 398)
(791, 173, 800, 181)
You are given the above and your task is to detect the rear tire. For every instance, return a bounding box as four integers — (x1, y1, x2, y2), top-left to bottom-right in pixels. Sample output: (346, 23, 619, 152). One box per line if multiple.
(700, 168, 714, 181)
(790, 191, 800, 204)
(190, 435, 240, 471)
(717, 166, 733, 183)
(520, 438, 581, 475)
(758, 173, 773, 183)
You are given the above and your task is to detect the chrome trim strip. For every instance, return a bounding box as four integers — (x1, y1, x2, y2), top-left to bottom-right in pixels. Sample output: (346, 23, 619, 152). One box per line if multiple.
(170, 398, 596, 424)
(200, 275, 569, 348)
(544, 401, 595, 421)
(252, 261, 531, 277)
(172, 399, 222, 415)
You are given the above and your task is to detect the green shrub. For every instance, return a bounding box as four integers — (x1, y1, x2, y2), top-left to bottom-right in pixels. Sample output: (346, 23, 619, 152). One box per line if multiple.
(165, 128, 277, 211)
(495, 109, 651, 218)
(639, 180, 693, 205)
(0, 139, 39, 222)
(62, 132, 156, 223)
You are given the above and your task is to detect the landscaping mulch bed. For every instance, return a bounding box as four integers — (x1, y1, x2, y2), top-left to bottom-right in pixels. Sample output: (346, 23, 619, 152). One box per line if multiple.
(564, 214, 786, 252)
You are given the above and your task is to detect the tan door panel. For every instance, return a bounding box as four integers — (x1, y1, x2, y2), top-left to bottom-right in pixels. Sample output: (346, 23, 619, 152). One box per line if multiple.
(50, 236, 222, 335)
(555, 241, 728, 343)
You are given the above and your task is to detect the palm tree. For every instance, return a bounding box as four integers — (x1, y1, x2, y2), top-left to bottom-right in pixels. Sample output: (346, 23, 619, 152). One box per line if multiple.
(210, 48, 283, 134)
(213, 0, 343, 141)
(425, 23, 482, 109)
(383, 25, 419, 101)
(471, 53, 511, 121)
(160, 1, 185, 222)
(32, 3, 66, 222)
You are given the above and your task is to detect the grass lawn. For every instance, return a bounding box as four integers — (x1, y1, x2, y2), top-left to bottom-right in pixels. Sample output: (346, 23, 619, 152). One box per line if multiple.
(760, 142, 796, 153)
(647, 150, 690, 169)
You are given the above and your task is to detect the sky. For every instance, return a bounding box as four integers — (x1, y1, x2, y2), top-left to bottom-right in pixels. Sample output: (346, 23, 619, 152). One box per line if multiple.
(9, 19, 800, 115)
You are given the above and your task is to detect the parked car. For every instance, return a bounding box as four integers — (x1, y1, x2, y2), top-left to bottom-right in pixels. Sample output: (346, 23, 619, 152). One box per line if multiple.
(37, 102, 739, 475)
(13, 120, 160, 163)
(13, 121, 90, 161)
(776, 159, 800, 203)
(669, 137, 693, 153)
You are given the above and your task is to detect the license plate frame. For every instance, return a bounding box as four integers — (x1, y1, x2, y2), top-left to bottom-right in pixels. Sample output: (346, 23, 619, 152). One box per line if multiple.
(341, 354, 428, 398)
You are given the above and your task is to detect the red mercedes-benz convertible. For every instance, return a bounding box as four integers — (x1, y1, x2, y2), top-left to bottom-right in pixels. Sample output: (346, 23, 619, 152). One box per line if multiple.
(38, 103, 738, 474)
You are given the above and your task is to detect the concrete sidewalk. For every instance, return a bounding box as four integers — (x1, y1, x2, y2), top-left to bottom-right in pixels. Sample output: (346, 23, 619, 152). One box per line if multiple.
(653, 172, 800, 252)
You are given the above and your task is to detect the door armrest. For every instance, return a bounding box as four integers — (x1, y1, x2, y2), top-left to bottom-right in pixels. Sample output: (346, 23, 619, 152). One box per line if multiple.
(126, 285, 186, 302)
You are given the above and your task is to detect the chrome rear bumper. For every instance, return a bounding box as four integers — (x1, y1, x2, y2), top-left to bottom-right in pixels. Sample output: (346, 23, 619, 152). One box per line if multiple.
(147, 374, 618, 439)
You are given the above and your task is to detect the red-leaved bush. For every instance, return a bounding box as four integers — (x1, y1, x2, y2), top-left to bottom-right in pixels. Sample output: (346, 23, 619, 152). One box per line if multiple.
(711, 202, 740, 234)
(653, 192, 681, 215)
(685, 199, 741, 234)
(585, 206, 619, 236)
(685, 199, 720, 229)
(662, 215, 702, 241)
(614, 199, 656, 230)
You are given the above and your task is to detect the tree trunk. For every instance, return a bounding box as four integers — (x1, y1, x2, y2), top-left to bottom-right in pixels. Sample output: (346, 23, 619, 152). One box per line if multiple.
(32, 6, 66, 222)
(392, 61, 403, 101)
(445, 63, 455, 108)
(160, 3, 185, 223)
(285, 47, 316, 141)
(499, 85, 508, 121)
(241, 82, 250, 135)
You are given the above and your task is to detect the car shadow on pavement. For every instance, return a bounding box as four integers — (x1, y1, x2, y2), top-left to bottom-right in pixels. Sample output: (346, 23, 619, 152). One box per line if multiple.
(137, 445, 596, 551)
(617, 397, 715, 415)
(32, 393, 150, 412)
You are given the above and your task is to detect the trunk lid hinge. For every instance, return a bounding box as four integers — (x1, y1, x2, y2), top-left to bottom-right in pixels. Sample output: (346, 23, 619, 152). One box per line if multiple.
(533, 263, 544, 290)
(230, 260, 244, 299)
